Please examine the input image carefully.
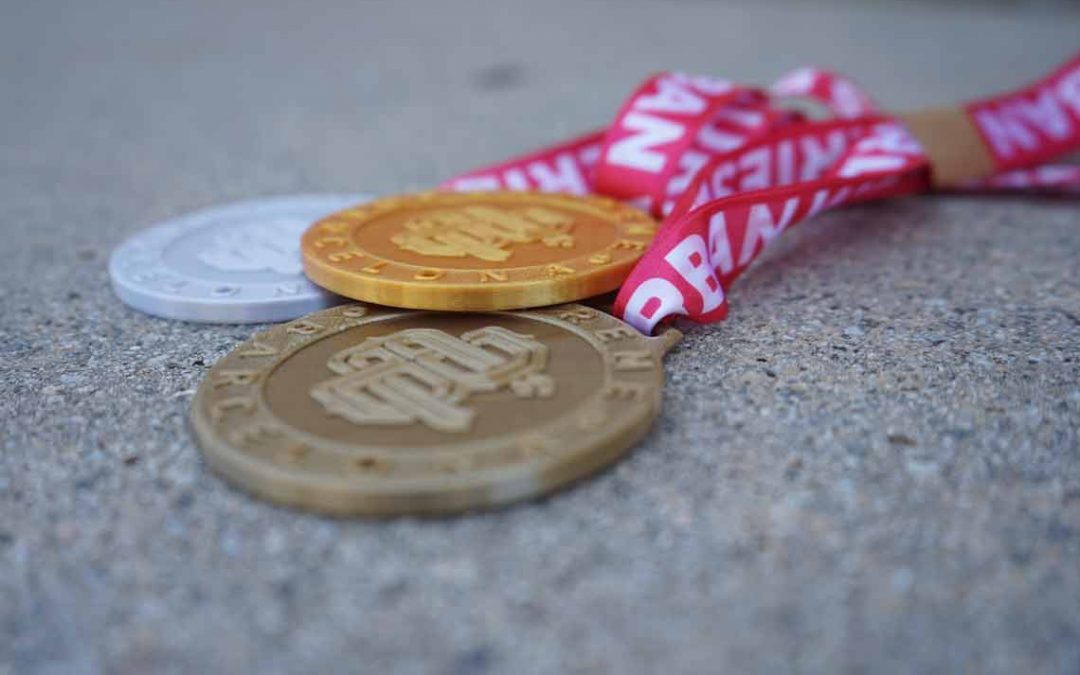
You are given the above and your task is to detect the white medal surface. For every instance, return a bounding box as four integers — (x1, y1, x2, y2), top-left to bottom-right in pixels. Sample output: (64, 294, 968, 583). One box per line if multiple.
(109, 194, 370, 323)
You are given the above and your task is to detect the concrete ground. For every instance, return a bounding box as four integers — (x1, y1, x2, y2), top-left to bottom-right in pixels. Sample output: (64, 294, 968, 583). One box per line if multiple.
(2, 0, 1079, 673)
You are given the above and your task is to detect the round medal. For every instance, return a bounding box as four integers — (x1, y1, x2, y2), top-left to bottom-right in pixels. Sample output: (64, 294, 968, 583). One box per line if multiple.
(110, 194, 370, 323)
(300, 191, 657, 311)
(190, 303, 679, 516)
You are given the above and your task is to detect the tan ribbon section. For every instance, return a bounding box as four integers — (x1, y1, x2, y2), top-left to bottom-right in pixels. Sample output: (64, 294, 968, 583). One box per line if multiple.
(897, 107, 996, 187)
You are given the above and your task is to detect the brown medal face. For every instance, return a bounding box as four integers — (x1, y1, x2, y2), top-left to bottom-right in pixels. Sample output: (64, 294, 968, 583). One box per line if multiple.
(190, 303, 679, 516)
(300, 191, 657, 311)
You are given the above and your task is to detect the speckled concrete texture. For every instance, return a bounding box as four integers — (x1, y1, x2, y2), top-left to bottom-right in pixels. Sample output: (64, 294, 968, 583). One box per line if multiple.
(2, 1, 1079, 673)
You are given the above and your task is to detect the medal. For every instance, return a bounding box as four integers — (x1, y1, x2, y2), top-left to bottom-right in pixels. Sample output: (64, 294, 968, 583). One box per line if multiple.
(300, 191, 657, 311)
(110, 194, 370, 323)
(190, 302, 679, 516)
(181, 55, 1080, 515)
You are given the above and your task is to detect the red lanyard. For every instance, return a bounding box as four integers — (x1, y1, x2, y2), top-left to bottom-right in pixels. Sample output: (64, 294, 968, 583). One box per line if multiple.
(444, 53, 1080, 333)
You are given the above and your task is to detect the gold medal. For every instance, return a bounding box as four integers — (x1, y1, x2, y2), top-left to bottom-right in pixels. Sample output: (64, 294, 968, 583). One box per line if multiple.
(301, 191, 657, 311)
(190, 303, 679, 516)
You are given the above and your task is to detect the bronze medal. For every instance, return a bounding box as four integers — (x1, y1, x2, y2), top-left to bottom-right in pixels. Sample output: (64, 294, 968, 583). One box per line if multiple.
(190, 303, 678, 516)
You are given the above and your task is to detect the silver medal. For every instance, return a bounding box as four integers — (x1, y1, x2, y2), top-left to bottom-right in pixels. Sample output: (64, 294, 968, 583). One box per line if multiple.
(109, 194, 370, 323)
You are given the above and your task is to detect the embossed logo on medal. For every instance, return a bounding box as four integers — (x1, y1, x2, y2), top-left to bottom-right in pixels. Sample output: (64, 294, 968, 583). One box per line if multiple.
(197, 218, 306, 274)
(310, 326, 554, 432)
(392, 206, 575, 262)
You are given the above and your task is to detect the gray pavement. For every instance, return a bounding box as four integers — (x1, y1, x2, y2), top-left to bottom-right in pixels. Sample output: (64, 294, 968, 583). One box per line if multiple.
(2, 1, 1079, 673)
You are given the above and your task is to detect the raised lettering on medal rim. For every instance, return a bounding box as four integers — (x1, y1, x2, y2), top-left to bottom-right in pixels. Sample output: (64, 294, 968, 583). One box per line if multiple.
(313, 236, 346, 248)
(612, 350, 655, 371)
(211, 370, 261, 389)
(286, 319, 324, 336)
(556, 307, 594, 324)
(613, 239, 648, 252)
(209, 396, 256, 424)
(340, 305, 368, 318)
(625, 223, 657, 236)
(413, 269, 446, 281)
(229, 423, 283, 447)
(238, 341, 278, 358)
(595, 326, 637, 343)
(328, 250, 363, 263)
(316, 220, 351, 235)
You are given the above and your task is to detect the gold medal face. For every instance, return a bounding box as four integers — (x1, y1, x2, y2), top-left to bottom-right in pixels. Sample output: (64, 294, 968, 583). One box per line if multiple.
(300, 191, 657, 311)
(190, 303, 679, 516)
